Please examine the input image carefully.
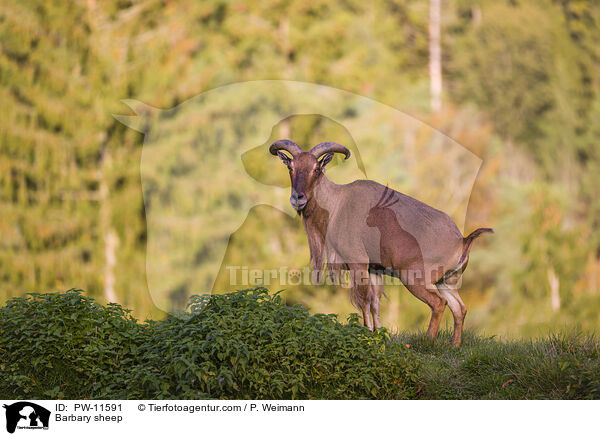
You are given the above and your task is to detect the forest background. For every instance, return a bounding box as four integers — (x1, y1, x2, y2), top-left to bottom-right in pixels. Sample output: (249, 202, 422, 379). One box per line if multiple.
(1, 0, 599, 338)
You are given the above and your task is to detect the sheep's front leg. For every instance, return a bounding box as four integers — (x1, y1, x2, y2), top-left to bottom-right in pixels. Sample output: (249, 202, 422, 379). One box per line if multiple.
(369, 272, 384, 329)
(349, 265, 372, 330)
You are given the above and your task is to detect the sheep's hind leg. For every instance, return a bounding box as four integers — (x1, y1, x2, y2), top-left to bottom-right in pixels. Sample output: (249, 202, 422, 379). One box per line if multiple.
(436, 282, 467, 347)
(404, 280, 447, 339)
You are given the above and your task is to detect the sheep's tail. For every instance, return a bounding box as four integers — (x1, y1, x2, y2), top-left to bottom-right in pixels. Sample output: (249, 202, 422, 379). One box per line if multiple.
(439, 228, 494, 283)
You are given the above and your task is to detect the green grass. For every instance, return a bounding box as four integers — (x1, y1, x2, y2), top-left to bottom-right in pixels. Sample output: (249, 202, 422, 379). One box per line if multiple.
(1, 288, 599, 400)
(392, 330, 600, 399)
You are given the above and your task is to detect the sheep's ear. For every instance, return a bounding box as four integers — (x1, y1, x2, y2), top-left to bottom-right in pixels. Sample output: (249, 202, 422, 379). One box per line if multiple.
(318, 152, 334, 169)
(277, 151, 292, 166)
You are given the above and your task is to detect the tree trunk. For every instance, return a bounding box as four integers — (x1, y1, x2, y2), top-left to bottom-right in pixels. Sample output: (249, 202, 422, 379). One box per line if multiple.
(429, 0, 442, 112)
(99, 145, 120, 304)
(547, 267, 560, 312)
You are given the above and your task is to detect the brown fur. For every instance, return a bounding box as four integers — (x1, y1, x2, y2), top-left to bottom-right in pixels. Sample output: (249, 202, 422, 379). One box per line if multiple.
(270, 140, 493, 346)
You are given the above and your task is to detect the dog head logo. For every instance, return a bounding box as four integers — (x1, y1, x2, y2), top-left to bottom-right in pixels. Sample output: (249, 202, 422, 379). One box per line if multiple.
(114, 80, 482, 314)
(3, 402, 50, 433)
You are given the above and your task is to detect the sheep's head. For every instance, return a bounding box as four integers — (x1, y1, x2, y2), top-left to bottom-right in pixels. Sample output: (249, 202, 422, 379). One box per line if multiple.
(270, 140, 350, 213)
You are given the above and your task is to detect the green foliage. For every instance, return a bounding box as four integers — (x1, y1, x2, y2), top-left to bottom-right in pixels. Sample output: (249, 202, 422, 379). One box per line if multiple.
(0, 290, 145, 399)
(515, 185, 587, 302)
(450, 0, 599, 178)
(2, 288, 600, 400)
(0, 288, 421, 399)
(451, 2, 559, 144)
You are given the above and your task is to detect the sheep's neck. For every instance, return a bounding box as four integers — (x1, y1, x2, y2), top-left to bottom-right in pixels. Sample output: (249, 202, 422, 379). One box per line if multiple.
(301, 176, 340, 269)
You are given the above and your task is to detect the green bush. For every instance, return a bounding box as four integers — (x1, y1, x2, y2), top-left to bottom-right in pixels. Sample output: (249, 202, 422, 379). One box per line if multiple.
(0, 290, 146, 399)
(4, 288, 599, 400)
(0, 288, 421, 399)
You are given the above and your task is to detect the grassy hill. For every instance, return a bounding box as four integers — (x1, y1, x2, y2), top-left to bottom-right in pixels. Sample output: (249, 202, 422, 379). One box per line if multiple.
(1, 288, 599, 400)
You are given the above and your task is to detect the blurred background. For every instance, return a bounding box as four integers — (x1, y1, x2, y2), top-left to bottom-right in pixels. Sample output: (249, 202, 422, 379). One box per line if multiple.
(1, 0, 599, 337)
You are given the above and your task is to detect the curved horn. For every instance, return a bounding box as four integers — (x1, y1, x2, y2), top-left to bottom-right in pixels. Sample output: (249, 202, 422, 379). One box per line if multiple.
(309, 142, 351, 160)
(269, 139, 303, 158)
